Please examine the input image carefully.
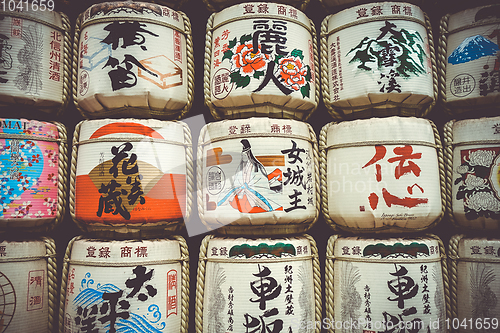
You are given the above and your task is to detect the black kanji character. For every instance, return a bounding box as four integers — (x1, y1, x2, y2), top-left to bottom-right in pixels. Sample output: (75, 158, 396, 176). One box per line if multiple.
(103, 55, 157, 91)
(250, 264, 282, 311)
(98, 291, 130, 333)
(281, 140, 305, 164)
(102, 21, 159, 50)
(125, 265, 158, 301)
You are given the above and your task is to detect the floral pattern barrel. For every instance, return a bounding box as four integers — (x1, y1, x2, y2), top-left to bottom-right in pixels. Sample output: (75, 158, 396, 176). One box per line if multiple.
(71, 118, 191, 237)
(198, 235, 318, 333)
(198, 117, 318, 235)
(0, 118, 64, 230)
(322, 2, 434, 119)
(75, 1, 193, 119)
(205, 2, 318, 120)
(0, 8, 70, 114)
(320, 117, 443, 233)
(326, 235, 447, 333)
(62, 237, 187, 333)
(440, 4, 500, 114)
(0, 238, 56, 333)
(446, 116, 500, 230)
(449, 235, 500, 333)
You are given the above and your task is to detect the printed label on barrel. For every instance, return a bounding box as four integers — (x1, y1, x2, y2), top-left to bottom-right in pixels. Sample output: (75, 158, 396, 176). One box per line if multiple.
(209, 3, 315, 110)
(327, 3, 432, 106)
(77, 2, 187, 111)
(75, 121, 187, 224)
(0, 12, 64, 104)
(203, 238, 315, 332)
(0, 119, 59, 220)
(203, 123, 315, 225)
(334, 239, 445, 332)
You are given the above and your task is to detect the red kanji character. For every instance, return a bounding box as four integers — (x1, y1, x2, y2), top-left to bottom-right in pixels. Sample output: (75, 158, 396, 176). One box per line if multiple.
(387, 145, 421, 179)
(382, 188, 428, 208)
(221, 29, 230, 40)
(213, 58, 221, 68)
(214, 36, 220, 49)
(362, 145, 386, 182)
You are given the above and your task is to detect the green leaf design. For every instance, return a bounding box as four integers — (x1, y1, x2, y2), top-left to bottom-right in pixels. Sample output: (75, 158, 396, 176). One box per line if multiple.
(300, 83, 310, 98)
(230, 72, 251, 88)
(305, 66, 311, 82)
(274, 54, 284, 64)
(291, 49, 304, 60)
(222, 50, 234, 62)
(228, 37, 237, 49)
(253, 71, 265, 79)
(239, 34, 252, 45)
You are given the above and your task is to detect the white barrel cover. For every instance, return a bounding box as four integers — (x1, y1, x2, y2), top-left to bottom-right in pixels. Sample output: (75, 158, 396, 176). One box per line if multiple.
(450, 116, 500, 229)
(199, 118, 317, 233)
(63, 238, 183, 333)
(323, 117, 442, 232)
(331, 235, 446, 333)
(324, 2, 433, 116)
(444, 4, 500, 111)
(202, 236, 316, 332)
(0, 239, 50, 332)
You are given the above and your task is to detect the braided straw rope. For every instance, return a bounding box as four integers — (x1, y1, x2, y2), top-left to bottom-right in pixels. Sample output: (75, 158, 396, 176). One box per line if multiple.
(172, 235, 191, 333)
(443, 120, 457, 227)
(321, 13, 437, 119)
(309, 123, 321, 230)
(57, 12, 72, 117)
(437, 14, 452, 115)
(58, 235, 82, 333)
(319, 119, 445, 233)
(182, 121, 194, 225)
(204, 13, 217, 119)
(177, 11, 195, 120)
(195, 234, 215, 333)
(325, 234, 338, 333)
(196, 126, 213, 233)
(72, 14, 84, 118)
(69, 121, 82, 232)
(305, 18, 320, 122)
(42, 237, 58, 333)
(304, 233, 322, 333)
(448, 234, 464, 333)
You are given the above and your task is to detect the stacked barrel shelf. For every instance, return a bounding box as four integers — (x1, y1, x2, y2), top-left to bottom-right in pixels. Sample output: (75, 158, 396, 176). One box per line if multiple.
(0, 0, 499, 332)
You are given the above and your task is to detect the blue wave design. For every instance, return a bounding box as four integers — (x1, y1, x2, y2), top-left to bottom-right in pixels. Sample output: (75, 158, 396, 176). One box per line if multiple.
(147, 304, 162, 324)
(73, 283, 121, 308)
(112, 312, 165, 333)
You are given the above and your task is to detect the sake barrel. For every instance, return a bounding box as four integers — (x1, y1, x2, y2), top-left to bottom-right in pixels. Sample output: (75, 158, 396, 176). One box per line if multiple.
(195, 234, 321, 333)
(203, 0, 309, 13)
(70, 118, 193, 238)
(0, 118, 68, 233)
(318, 0, 427, 12)
(320, 2, 437, 120)
(320, 116, 445, 233)
(59, 236, 189, 333)
(438, 4, 500, 115)
(325, 234, 449, 333)
(444, 117, 500, 230)
(0, 237, 57, 333)
(0, 6, 71, 116)
(204, 2, 319, 120)
(74, 1, 194, 119)
(449, 235, 500, 333)
(197, 117, 319, 235)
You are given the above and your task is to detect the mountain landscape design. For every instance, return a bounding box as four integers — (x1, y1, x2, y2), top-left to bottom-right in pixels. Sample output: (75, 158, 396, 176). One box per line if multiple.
(448, 34, 499, 65)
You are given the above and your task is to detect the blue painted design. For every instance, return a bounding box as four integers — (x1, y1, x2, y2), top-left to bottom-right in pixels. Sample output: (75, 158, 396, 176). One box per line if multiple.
(81, 37, 112, 71)
(448, 35, 499, 65)
(110, 312, 165, 333)
(146, 304, 162, 324)
(81, 272, 94, 289)
(73, 283, 121, 308)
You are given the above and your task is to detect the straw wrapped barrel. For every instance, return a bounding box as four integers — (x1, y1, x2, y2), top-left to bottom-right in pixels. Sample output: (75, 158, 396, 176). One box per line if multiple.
(69, 118, 193, 238)
(325, 234, 450, 333)
(444, 117, 500, 230)
(195, 234, 322, 333)
(320, 2, 437, 119)
(197, 117, 320, 235)
(449, 235, 500, 333)
(0, 118, 68, 233)
(73, 1, 194, 119)
(438, 4, 500, 115)
(59, 236, 190, 333)
(0, 7, 71, 116)
(0, 237, 58, 333)
(320, 116, 445, 233)
(204, 2, 319, 121)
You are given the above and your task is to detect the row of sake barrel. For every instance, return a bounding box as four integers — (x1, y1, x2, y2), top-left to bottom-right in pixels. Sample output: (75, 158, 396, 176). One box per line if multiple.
(9, 234, 500, 333)
(4, 115, 500, 236)
(2, 1, 499, 120)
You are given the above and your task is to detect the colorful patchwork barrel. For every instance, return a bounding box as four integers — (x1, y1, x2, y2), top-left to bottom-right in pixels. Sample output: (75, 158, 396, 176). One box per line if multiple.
(0, 237, 57, 333)
(320, 116, 445, 233)
(70, 118, 193, 238)
(0, 7, 71, 116)
(438, 4, 500, 114)
(59, 236, 189, 333)
(0, 118, 68, 233)
(444, 117, 500, 230)
(449, 235, 500, 332)
(73, 1, 194, 119)
(204, 2, 319, 121)
(197, 118, 319, 235)
(320, 2, 437, 119)
(195, 235, 321, 333)
(325, 234, 448, 333)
